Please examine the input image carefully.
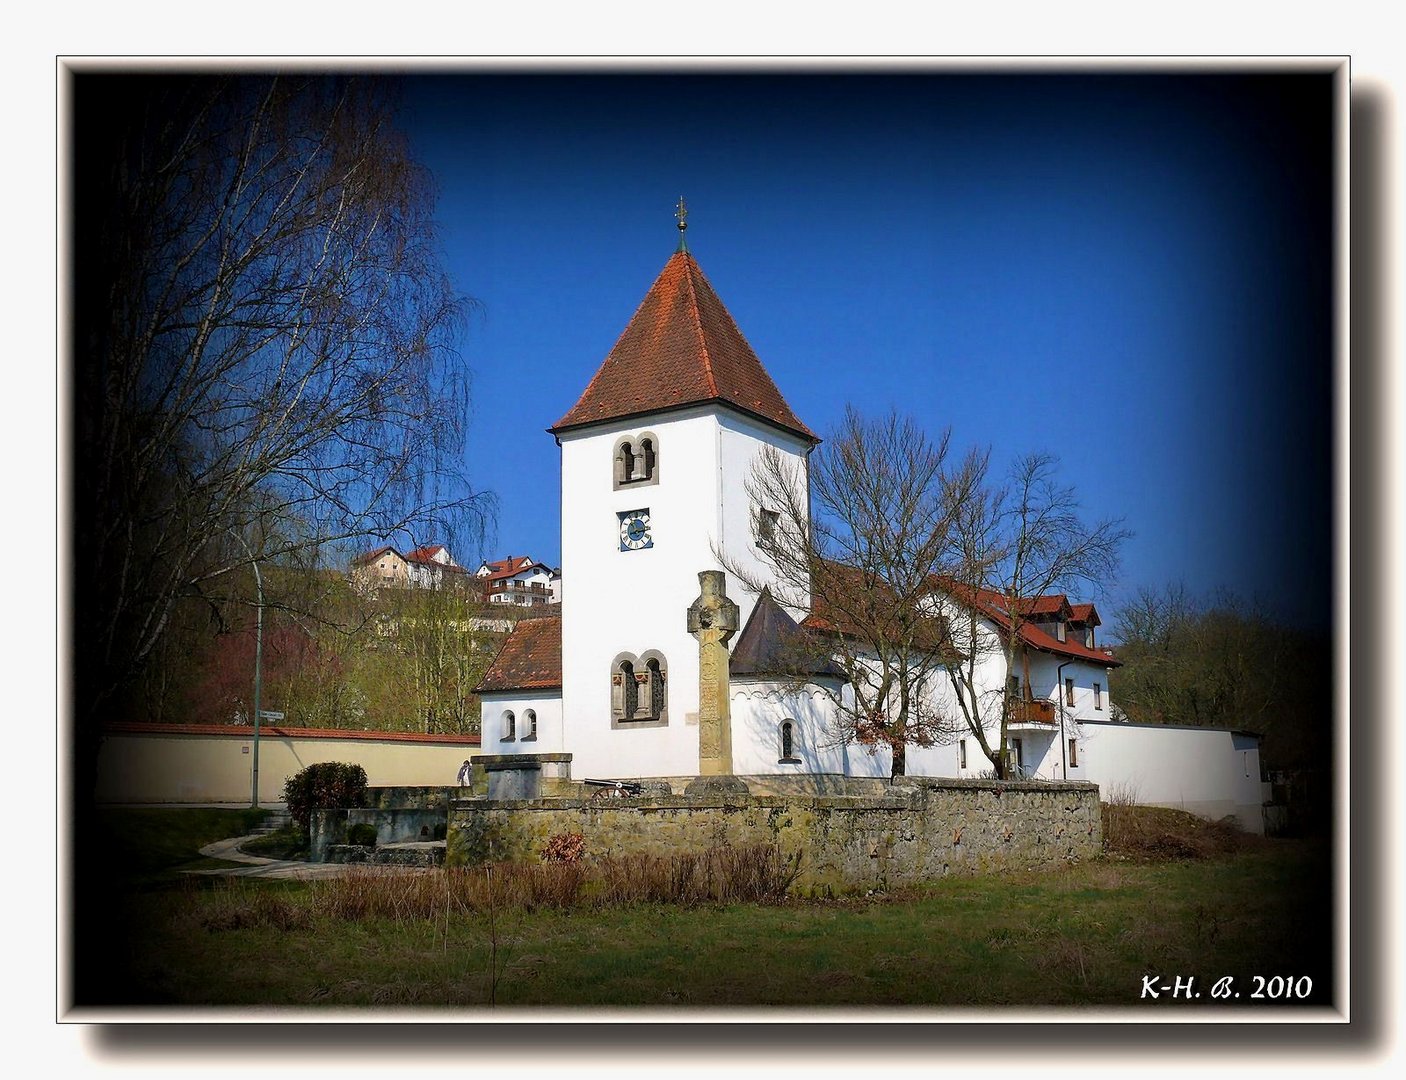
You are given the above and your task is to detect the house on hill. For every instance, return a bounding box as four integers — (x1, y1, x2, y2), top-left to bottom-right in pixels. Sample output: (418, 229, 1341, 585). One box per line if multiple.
(351, 543, 470, 591)
(475, 556, 561, 608)
(471, 222, 1265, 830)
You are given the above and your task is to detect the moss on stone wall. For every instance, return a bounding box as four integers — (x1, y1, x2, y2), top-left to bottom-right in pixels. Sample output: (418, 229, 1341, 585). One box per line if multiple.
(446, 780, 1101, 893)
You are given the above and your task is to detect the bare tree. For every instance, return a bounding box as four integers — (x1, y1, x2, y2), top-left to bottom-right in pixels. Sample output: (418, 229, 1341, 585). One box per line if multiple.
(939, 453, 1130, 778)
(71, 74, 492, 787)
(725, 408, 983, 777)
(1111, 584, 1323, 772)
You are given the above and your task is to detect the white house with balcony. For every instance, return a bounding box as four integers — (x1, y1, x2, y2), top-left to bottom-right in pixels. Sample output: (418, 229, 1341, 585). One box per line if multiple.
(476, 556, 561, 608)
(473, 232, 1266, 832)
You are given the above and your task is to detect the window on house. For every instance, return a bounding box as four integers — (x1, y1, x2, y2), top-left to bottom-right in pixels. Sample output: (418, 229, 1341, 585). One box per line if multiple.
(758, 508, 779, 546)
(1065, 678, 1076, 706)
(524, 709, 537, 740)
(1085, 626, 1095, 648)
(1055, 621, 1067, 642)
(1093, 682, 1102, 710)
(1007, 674, 1021, 701)
(1068, 738, 1078, 767)
(959, 739, 967, 769)
(502, 710, 515, 741)
(639, 437, 656, 480)
(780, 719, 797, 762)
(1012, 737, 1024, 773)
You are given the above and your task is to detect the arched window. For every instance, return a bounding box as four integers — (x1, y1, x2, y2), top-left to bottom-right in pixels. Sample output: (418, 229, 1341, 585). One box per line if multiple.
(502, 710, 516, 741)
(612, 659, 637, 720)
(779, 719, 799, 763)
(645, 657, 665, 719)
(524, 709, 538, 740)
(613, 434, 660, 489)
(611, 651, 668, 726)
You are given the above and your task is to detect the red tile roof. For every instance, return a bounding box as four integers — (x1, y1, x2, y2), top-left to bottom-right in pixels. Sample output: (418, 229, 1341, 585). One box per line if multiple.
(475, 616, 563, 693)
(479, 555, 548, 584)
(404, 544, 447, 563)
(941, 581, 1120, 668)
(549, 251, 817, 443)
(798, 563, 950, 653)
(1068, 602, 1101, 627)
(798, 564, 1118, 668)
(101, 721, 480, 745)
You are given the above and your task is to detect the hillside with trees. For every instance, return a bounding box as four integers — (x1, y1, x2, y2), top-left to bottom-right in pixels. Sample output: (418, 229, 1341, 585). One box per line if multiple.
(1109, 584, 1329, 773)
(128, 565, 516, 735)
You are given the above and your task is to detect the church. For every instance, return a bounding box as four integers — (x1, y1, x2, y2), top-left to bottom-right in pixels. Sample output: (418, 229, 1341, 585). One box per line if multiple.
(472, 213, 1265, 828)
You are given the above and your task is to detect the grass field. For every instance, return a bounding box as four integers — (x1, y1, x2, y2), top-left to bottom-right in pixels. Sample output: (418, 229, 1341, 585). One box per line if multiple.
(69, 807, 1335, 1011)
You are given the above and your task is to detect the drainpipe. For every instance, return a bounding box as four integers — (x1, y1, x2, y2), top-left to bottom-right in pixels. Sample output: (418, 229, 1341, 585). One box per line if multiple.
(1056, 659, 1072, 780)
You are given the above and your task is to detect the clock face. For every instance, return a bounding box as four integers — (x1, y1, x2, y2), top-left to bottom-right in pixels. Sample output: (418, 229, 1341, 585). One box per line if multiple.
(618, 509, 652, 551)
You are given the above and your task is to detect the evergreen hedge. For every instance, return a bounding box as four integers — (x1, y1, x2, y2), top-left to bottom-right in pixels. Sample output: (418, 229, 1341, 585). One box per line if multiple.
(283, 762, 368, 833)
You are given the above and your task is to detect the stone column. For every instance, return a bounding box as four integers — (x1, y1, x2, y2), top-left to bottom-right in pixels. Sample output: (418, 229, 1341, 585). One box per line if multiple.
(687, 570, 740, 776)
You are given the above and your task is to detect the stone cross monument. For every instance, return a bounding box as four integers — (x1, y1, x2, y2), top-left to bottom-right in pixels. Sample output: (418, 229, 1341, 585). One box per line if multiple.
(686, 570, 740, 776)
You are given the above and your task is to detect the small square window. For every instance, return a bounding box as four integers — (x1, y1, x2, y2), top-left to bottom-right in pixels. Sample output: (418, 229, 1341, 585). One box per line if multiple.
(758, 509, 779, 545)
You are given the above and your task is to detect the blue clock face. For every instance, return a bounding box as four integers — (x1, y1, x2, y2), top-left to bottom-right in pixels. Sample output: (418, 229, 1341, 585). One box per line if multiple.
(619, 509, 652, 551)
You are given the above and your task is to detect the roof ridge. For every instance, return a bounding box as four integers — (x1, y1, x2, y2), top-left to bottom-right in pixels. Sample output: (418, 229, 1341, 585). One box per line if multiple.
(679, 253, 720, 398)
(560, 255, 680, 427)
(550, 248, 815, 442)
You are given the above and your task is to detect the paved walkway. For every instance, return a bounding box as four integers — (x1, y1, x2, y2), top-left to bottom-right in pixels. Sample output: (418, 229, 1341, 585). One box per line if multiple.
(191, 835, 429, 879)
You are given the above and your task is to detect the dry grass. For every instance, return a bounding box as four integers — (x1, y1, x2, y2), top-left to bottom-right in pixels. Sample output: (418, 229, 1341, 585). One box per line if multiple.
(1102, 801, 1266, 861)
(193, 843, 802, 930)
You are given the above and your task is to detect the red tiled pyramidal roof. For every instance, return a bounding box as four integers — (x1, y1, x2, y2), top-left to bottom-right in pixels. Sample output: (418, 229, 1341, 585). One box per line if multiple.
(550, 251, 817, 443)
(475, 616, 563, 693)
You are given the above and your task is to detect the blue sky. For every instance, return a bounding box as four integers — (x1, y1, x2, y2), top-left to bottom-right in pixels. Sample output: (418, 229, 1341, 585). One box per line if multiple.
(397, 71, 1334, 632)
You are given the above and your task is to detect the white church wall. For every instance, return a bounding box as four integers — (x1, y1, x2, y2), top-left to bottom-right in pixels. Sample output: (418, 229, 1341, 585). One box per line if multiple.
(715, 409, 813, 623)
(478, 692, 564, 756)
(559, 408, 717, 780)
(730, 680, 889, 778)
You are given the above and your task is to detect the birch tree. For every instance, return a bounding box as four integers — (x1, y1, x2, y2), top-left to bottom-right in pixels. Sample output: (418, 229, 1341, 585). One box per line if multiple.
(71, 74, 492, 787)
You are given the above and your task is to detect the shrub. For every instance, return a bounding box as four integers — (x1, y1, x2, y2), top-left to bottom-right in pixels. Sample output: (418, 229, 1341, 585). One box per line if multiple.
(540, 832, 586, 863)
(1101, 802, 1260, 861)
(283, 762, 368, 833)
(347, 823, 378, 847)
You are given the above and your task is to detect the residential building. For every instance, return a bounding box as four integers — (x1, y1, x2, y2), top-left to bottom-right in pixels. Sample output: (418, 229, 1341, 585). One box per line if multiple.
(475, 556, 561, 608)
(351, 544, 470, 591)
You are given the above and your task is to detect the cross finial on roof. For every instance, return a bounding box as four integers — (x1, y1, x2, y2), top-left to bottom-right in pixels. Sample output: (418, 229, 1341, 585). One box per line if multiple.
(675, 196, 688, 253)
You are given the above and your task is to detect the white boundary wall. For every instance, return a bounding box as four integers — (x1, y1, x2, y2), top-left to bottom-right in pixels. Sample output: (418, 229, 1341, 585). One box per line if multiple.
(1078, 719, 1265, 834)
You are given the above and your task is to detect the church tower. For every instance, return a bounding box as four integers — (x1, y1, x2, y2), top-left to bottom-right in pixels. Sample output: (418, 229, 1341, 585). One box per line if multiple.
(548, 209, 817, 780)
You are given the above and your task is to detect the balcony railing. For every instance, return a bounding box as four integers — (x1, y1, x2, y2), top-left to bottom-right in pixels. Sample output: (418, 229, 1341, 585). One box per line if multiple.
(1008, 699, 1056, 725)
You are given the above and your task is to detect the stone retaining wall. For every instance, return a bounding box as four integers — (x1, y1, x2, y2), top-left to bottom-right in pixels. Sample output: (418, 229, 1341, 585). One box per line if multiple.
(447, 777, 1101, 894)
